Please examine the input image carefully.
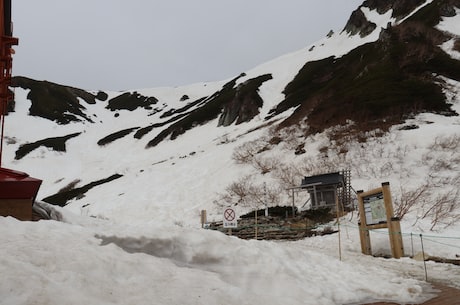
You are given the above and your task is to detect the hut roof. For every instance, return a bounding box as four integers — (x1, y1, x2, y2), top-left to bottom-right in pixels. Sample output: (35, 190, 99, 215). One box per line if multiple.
(301, 172, 344, 188)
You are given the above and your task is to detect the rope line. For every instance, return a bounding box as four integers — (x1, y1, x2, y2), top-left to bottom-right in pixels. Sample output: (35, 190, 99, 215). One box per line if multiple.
(207, 221, 460, 252)
(208, 222, 460, 240)
(420, 236, 460, 250)
(339, 223, 460, 240)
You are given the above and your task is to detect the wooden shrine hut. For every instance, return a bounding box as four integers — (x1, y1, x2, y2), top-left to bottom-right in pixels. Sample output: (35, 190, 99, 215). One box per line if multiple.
(300, 172, 346, 210)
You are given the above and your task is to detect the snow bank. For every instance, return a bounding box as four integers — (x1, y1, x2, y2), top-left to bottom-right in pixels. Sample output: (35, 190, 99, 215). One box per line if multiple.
(0, 216, 434, 305)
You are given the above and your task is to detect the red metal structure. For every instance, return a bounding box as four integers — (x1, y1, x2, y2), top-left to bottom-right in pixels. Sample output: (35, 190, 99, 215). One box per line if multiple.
(0, 0, 17, 153)
(0, 0, 41, 220)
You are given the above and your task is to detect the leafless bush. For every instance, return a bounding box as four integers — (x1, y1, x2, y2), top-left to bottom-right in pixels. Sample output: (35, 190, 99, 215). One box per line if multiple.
(219, 175, 281, 209)
(5, 136, 17, 145)
(252, 156, 280, 174)
(397, 175, 460, 230)
(279, 125, 307, 151)
(422, 135, 460, 177)
(232, 140, 263, 164)
(266, 125, 282, 140)
(431, 158, 455, 171)
(232, 137, 274, 164)
(420, 187, 460, 230)
(394, 183, 430, 219)
(272, 162, 304, 189)
(429, 134, 460, 151)
(295, 155, 346, 177)
(380, 161, 394, 176)
(219, 176, 252, 207)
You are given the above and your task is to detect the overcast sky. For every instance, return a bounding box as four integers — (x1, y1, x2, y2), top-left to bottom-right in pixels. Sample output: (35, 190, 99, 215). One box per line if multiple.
(12, 0, 362, 91)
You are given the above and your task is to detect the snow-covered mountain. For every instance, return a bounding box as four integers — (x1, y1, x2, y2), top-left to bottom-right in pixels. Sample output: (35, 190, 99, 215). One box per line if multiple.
(1, 1, 460, 304)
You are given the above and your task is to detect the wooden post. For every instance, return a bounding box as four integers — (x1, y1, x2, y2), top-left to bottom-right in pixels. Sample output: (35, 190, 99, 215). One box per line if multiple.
(255, 209, 258, 239)
(359, 223, 372, 255)
(382, 182, 404, 259)
(335, 186, 342, 261)
(200, 210, 207, 228)
(389, 217, 404, 258)
(312, 185, 318, 208)
(357, 190, 372, 255)
(381, 182, 394, 222)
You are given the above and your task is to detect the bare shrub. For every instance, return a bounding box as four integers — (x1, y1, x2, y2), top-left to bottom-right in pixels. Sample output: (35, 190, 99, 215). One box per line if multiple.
(296, 155, 344, 177)
(279, 125, 307, 151)
(252, 156, 280, 174)
(422, 134, 460, 177)
(380, 161, 394, 176)
(421, 187, 460, 230)
(273, 162, 304, 189)
(398, 175, 460, 230)
(219, 176, 280, 209)
(232, 140, 263, 164)
(218, 175, 253, 208)
(430, 158, 455, 171)
(429, 134, 460, 151)
(394, 183, 430, 219)
(232, 133, 278, 164)
(5, 136, 17, 145)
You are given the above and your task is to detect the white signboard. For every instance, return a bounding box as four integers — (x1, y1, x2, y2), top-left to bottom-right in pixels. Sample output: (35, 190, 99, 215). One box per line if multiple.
(223, 207, 237, 228)
(363, 192, 387, 225)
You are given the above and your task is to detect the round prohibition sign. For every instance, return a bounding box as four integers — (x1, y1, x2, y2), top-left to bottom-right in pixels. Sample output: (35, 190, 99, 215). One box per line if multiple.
(224, 208, 236, 221)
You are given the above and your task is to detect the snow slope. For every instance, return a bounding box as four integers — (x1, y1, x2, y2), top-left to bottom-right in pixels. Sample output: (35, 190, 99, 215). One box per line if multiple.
(1, 2, 460, 305)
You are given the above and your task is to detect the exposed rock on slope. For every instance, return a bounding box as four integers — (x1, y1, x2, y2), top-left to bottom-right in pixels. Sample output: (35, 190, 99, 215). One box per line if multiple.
(273, 0, 459, 137)
(145, 73, 272, 147)
(6, 0, 460, 213)
(15, 132, 81, 160)
(10, 1, 460, 150)
(105, 92, 158, 112)
(11, 76, 107, 124)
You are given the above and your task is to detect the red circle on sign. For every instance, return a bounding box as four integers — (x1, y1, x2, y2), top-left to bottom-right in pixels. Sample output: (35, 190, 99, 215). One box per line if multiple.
(224, 208, 235, 221)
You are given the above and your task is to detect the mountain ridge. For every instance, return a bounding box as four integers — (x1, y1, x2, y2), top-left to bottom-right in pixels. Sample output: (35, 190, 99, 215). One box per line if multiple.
(4, 0, 460, 228)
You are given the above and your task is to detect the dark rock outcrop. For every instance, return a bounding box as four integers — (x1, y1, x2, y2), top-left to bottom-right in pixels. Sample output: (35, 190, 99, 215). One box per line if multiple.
(15, 132, 81, 160)
(97, 127, 140, 146)
(42, 174, 123, 206)
(272, 2, 459, 137)
(146, 73, 272, 148)
(106, 91, 158, 112)
(343, 7, 377, 37)
(11, 76, 106, 124)
(218, 74, 272, 126)
(343, 0, 444, 37)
